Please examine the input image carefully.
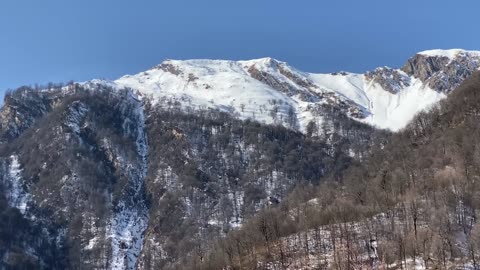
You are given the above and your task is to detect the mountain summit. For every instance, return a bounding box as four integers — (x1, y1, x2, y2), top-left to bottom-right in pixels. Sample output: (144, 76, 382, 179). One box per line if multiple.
(81, 49, 480, 132)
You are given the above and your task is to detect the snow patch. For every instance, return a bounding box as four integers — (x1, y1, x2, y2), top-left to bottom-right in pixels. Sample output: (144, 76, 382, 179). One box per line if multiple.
(107, 96, 149, 270)
(227, 189, 245, 228)
(361, 79, 446, 131)
(108, 206, 148, 270)
(418, 49, 480, 59)
(85, 236, 99, 250)
(6, 155, 30, 214)
(65, 101, 88, 134)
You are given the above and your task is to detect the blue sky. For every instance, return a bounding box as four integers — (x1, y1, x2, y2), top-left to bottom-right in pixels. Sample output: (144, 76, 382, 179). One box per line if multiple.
(1, 0, 478, 96)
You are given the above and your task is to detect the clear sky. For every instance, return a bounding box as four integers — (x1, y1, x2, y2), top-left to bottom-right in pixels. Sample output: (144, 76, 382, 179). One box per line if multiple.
(1, 0, 479, 97)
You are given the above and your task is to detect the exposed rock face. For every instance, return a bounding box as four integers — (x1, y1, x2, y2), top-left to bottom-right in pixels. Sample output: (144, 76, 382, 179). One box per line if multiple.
(402, 51, 480, 93)
(365, 67, 411, 94)
(276, 62, 317, 91)
(155, 62, 182, 75)
(247, 63, 318, 102)
(0, 87, 61, 142)
(245, 60, 369, 120)
(402, 54, 450, 82)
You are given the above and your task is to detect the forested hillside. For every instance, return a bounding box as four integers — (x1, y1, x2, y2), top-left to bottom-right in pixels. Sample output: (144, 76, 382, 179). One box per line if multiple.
(0, 83, 380, 269)
(195, 72, 480, 269)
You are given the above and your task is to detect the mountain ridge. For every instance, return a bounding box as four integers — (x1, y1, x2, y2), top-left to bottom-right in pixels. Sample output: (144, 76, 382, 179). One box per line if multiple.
(80, 49, 480, 132)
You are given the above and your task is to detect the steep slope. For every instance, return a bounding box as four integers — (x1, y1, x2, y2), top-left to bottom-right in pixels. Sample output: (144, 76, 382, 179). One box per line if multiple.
(200, 71, 480, 269)
(0, 83, 377, 269)
(0, 86, 151, 269)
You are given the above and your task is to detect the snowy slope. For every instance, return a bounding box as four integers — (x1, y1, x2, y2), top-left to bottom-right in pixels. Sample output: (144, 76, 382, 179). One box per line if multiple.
(6, 155, 30, 214)
(115, 58, 297, 126)
(86, 49, 480, 132)
(309, 71, 446, 130)
(418, 48, 480, 58)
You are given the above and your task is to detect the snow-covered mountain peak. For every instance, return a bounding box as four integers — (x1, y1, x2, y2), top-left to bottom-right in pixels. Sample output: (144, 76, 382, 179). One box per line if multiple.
(240, 56, 278, 66)
(417, 48, 480, 59)
(86, 49, 480, 132)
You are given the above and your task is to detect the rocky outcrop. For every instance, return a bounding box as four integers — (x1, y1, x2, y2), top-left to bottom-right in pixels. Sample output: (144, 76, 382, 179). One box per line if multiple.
(277, 63, 317, 91)
(0, 87, 62, 143)
(365, 67, 411, 94)
(247, 64, 314, 101)
(402, 54, 450, 82)
(246, 60, 368, 119)
(402, 51, 480, 93)
(155, 62, 182, 75)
